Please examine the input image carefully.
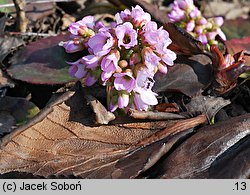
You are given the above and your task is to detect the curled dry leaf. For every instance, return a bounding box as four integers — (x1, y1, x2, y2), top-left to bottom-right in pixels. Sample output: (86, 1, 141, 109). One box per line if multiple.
(153, 55, 212, 97)
(0, 88, 207, 178)
(225, 36, 250, 67)
(210, 46, 250, 95)
(158, 113, 250, 179)
(185, 95, 231, 120)
(84, 94, 115, 125)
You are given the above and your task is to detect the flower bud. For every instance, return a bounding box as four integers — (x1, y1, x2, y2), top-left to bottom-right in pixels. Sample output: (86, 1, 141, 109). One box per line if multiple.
(119, 60, 129, 68)
(186, 20, 195, 32)
(213, 17, 224, 27)
(118, 93, 129, 108)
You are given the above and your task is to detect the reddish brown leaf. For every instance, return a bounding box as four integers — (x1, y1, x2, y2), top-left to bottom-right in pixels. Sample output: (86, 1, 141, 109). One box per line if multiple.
(164, 23, 207, 56)
(225, 36, 250, 66)
(153, 55, 212, 97)
(7, 34, 79, 85)
(210, 46, 250, 95)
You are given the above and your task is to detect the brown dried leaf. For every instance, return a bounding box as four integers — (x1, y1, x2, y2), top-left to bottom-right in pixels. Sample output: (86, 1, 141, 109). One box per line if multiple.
(0, 87, 207, 178)
(159, 113, 250, 179)
(85, 94, 115, 125)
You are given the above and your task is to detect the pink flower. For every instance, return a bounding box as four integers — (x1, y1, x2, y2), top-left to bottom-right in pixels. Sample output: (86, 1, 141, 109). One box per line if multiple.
(206, 32, 217, 41)
(186, 21, 195, 32)
(176, 0, 194, 10)
(88, 31, 114, 57)
(198, 17, 207, 25)
(133, 68, 158, 111)
(142, 47, 161, 72)
(63, 39, 84, 53)
(115, 22, 138, 49)
(134, 90, 158, 111)
(115, 9, 131, 24)
(129, 53, 141, 66)
(197, 34, 208, 44)
(216, 28, 226, 40)
(69, 16, 95, 35)
(68, 59, 87, 79)
(143, 21, 158, 32)
(81, 55, 99, 69)
(160, 49, 177, 66)
(113, 72, 136, 92)
(135, 68, 155, 91)
(85, 74, 97, 86)
(158, 63, 168, 74)
(189, 7, 200, 19)
(109, 103, 118, 112)
(118, 93, 129, 108)
(214, 17, 224, 27)
(94, 21, 105, 30)
(144, 26, 172, 53)
(101, 53, 119, 82)
(195, 26, 204, 35)
(131, 5, 151, 26)
(168, 5, 185, 22)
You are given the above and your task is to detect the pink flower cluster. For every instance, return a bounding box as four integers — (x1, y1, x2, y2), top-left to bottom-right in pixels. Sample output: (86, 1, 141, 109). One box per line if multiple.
(168, 0, 226, 46)
(63, 5, 176, 112)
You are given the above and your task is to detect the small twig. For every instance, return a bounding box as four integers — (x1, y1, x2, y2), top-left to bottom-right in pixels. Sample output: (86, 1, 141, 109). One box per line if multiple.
(8, 31, 57, 37)
(136, 114, 207, 147)
(128, 109, 186, 120)
(0, 0, 77, 8)
(13, 0, 28, 32)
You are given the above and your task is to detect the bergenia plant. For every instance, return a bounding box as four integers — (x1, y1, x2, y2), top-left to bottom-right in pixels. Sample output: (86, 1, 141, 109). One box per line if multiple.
(62, 5, 177, 112)
(168, 0, 226, 47)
